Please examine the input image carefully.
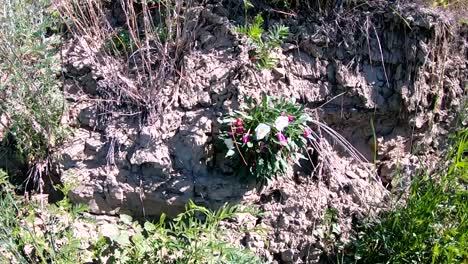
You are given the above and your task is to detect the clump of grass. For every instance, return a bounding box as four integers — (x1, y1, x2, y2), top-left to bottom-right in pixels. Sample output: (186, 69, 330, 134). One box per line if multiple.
(432, 0, 468, 8)
(348, 125, 468, 263)
(0, 0, 68, 184)
(93, 201, 263, 263)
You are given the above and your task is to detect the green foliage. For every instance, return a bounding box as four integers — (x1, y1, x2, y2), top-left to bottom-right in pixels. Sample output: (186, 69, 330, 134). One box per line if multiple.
(0, 0, 68, 164)
(93, 201, 264, 263)
(235, 15, 289, 69)
(219, 95, 313, 183)
(313, 208, 345, 255)
(349, 127, 468, 263)
(1, 176, 261, 264)
(0, 170, 89, 264)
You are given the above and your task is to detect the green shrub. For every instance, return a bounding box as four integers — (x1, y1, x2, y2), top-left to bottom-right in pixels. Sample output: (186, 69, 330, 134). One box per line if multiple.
(218, 95, 316, 182)
(0, 0, 67, 166)
(235, 14, 289, 69)
(104, 29, 135, 56)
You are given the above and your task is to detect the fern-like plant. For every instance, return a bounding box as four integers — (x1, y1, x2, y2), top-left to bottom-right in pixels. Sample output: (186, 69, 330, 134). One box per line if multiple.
(235, 15, 289, 70)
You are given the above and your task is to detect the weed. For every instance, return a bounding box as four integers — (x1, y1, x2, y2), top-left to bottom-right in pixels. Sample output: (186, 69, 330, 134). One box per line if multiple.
(93, 201, 264, 263)
(0, 0, 68, 180)
(432, 0, 468, 8)
(104, 29, 135, 56)
(313, 208, 344, 256)
(0, 170, 89, 264)
(348, 124, 468, 263)
(235, 14, 289, 69)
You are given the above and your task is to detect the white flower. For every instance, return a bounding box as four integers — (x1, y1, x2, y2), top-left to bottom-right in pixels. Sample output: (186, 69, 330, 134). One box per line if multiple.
(224, 138, 234, 149)
(255, 123, 271, 140)
(274, 116, 289, 131)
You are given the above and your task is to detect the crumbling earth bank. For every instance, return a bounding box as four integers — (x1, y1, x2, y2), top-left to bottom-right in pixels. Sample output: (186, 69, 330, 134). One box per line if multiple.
(58, 0, 466, 262)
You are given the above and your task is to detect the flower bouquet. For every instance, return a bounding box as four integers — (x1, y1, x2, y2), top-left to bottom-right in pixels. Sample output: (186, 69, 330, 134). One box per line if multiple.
(218, 95, 318, 182)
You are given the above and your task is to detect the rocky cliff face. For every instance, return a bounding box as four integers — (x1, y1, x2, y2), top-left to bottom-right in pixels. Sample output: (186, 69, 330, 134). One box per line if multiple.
(57, 0, 466, 262)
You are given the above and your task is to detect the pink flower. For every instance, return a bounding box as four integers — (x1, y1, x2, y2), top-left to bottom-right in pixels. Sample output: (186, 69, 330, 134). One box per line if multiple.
(304, 128, 311, 139)
(288, 115, 294, 122)
(235, 118, 243, 127)
(242, 134, 250, 143)
(236, 126, 244, 134)
(277, 133, 287, 143)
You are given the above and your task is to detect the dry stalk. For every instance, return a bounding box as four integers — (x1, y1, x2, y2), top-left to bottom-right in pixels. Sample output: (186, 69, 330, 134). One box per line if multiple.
(55, 0, 196, 120)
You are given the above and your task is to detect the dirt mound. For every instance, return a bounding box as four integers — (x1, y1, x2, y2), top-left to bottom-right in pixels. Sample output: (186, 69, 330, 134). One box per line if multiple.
(56, 0, 466, 262)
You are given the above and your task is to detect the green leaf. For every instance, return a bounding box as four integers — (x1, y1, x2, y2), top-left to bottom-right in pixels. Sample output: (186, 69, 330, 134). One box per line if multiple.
(262, 94, 269, 109)
(233, 110, 253, 120)
(114, 231, 131, 246)
(144, 221, 156, 232)
(298, 114, 312, 123)
(247, 142, 253, 148)
(274, 160, 280, 171)
(120, 214, 133, 225)
(279, 158, 289, 171)
(243, 0, 254, 10)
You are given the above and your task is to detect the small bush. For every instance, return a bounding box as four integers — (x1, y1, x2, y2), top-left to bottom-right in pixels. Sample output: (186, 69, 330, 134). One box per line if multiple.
(219, 95, 317, 182)
(0, 0, 67, 169)
(235, 14, 289, 69)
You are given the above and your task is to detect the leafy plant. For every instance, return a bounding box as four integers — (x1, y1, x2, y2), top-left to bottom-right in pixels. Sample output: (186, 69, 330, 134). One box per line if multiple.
(348, 126, 468, 263)
(313, 208, 344, 256)
(93, 201, 263, 263)
(218, 95, 317, 182)
(235, 15, 289, 69)
(0, 0, 68, 173)
(0, 170, 90, 264)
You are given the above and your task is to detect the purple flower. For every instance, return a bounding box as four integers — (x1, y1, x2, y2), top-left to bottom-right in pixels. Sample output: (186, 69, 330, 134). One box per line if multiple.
(236, 126, 244, 134)
(288, 115, 294, 122)
(277, 133, 287, 143)
(242, 134, 250, 143)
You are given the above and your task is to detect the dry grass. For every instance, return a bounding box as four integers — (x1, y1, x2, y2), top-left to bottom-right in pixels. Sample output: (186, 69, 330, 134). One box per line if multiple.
(54, 0, 198, 116)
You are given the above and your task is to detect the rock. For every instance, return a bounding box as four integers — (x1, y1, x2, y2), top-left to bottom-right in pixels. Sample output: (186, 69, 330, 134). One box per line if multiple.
(0, 113, 9, 140)
(281, 249, 295, 262)
(77, 106, 97, 128)
(272, 67, 286, 78)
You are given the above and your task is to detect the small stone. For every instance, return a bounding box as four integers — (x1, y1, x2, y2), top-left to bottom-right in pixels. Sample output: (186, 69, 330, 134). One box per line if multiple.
(281, 249, 295, 262)
(273, 67, 286, 78)
(278, 215, 290, 228)
(345, 170, 359, 179)
(100, 223, 120, 238)
(78, 106, 97, 128)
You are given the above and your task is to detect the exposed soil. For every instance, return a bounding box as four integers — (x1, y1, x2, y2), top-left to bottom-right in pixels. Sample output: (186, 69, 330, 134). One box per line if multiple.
(10, 0, 465, 263)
